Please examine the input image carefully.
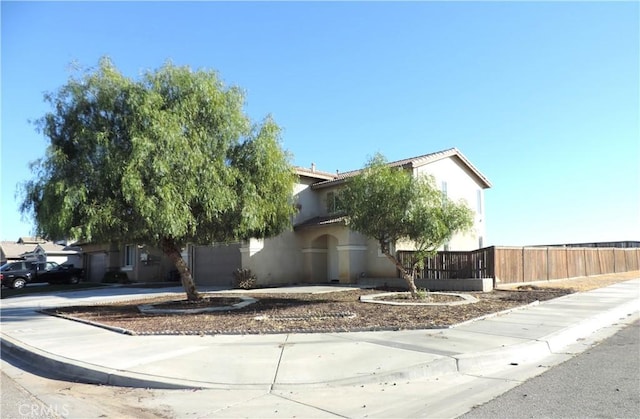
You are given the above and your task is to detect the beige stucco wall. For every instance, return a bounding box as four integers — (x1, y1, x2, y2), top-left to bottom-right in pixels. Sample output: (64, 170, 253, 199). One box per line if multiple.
(236, 176, 370, 285)
(242, 224, 373, 285)
(194, 173, 380, 286)
(362, 237, 400, 277)
(241, 233, 305, 285)
(134, 246, 175, 282)
(414, 157, 487, 250)
(293, 176, 324, 224)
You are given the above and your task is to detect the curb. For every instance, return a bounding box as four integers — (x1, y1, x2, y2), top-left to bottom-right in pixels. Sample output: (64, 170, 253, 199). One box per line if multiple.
(541, 298, 640, 353)
(271, 355, 460, 390)
(0, 333, 269, 390)
(454, 298, 640, 374)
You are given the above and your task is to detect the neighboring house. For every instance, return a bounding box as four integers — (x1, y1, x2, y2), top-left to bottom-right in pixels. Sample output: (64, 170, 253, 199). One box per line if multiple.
(81, 242, 175, 283)
(193, 147, 491, 287)
(0, 237, 82, 267)
(79, 148, 491, 287)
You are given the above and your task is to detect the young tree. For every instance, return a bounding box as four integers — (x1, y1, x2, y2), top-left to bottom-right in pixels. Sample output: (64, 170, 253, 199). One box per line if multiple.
(20, 57, 296, 301)
(339, 154, 474, 298)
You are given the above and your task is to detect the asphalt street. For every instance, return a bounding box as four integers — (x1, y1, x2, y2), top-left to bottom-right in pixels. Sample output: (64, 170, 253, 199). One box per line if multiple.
(1, 370, 54, 419)
(460, 319, 640, 418)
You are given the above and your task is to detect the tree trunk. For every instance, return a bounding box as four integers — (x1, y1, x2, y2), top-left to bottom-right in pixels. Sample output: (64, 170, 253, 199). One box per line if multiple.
(382, 251, 419, 298)
(160, 237, 200, 301)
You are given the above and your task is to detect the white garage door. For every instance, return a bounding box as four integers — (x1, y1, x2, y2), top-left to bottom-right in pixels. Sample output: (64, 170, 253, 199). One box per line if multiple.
(192, 243, 241, 287)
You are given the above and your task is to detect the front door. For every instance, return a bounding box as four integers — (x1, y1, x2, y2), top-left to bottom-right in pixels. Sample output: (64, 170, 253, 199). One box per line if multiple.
(327, 235, 339, 282)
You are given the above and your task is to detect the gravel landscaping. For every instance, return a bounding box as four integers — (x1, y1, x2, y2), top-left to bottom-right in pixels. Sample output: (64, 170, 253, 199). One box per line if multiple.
(43, 272, 638, 336)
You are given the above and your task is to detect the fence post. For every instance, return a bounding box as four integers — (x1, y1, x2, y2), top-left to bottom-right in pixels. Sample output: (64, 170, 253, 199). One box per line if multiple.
(487, 246, 498, 288)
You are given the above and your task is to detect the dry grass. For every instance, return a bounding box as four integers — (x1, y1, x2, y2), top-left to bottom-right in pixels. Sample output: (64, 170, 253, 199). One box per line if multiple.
(497, 271, 640, 292)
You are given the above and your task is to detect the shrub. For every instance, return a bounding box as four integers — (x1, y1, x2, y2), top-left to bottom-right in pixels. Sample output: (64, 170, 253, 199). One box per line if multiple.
(416, 288, 431, 301)
(233, 269, 257, 289)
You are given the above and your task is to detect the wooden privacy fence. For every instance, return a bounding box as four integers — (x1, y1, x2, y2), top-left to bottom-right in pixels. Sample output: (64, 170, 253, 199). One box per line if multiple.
(398, 246, 640, 285)
(397, 248, 494, 280)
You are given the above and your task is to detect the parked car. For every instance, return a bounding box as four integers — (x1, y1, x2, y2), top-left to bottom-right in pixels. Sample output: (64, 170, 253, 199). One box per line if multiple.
(0, 261, 84, 289)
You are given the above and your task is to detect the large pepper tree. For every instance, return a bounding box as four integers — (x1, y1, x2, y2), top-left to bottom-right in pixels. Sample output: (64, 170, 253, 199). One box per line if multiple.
(20, 57, 296, 301)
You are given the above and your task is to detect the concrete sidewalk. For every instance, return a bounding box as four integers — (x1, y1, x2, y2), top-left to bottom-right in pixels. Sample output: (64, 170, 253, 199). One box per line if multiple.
(1, 279, 638, 391)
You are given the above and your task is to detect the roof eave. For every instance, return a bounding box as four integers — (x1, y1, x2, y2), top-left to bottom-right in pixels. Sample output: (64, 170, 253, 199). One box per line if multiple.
(294, 167, 338, 181)
(406, 148, 492, 189)
(308, 148, 492, 190)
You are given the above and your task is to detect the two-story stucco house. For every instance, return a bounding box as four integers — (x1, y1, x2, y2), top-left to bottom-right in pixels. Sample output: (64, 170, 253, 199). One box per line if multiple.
(190, 147, 491, 287)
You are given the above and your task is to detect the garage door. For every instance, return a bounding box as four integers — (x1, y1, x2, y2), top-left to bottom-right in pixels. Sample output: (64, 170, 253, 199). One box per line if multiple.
(192, 243, 241, 287)
(88, 253, 107, 282)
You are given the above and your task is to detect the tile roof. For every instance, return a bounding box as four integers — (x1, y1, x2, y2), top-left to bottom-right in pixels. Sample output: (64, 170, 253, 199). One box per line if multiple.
(309, 148, 492, 189)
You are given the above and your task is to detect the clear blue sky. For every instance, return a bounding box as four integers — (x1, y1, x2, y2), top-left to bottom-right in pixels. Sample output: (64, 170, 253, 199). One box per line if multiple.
(2, 1, 638, 246)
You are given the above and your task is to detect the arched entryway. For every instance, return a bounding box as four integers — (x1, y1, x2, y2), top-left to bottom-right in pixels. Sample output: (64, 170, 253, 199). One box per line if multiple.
(306, 234, 339, 283)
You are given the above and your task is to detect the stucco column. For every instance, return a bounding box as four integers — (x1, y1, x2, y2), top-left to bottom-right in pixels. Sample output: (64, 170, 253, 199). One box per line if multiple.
(336, 245, 367, 284)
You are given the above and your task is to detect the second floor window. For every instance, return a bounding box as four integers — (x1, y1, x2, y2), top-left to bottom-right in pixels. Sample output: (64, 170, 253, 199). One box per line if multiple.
(326, 191, 343, 214)
(441, 181, 448, 203)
